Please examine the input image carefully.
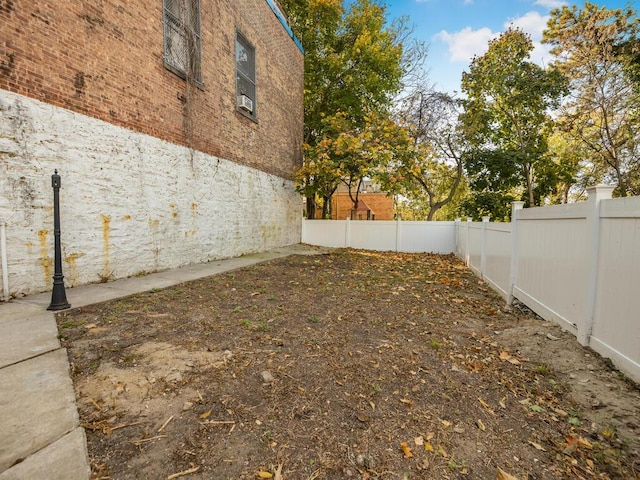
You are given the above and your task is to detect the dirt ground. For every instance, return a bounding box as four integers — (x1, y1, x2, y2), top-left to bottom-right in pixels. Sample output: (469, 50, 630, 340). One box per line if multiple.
(56, 249, 640, 480)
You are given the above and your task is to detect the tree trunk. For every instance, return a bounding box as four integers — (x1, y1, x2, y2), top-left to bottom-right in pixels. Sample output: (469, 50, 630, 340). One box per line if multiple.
(306, 196, 316, 219)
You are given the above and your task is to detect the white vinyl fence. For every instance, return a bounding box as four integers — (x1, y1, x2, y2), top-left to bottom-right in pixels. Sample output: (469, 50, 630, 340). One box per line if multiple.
(303, 185, 640, 382)
(302, 219, 456, 253)
(456, 186, 640, 383)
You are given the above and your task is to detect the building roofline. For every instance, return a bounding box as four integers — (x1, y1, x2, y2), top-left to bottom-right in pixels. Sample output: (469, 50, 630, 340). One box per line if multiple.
(265, 0, 304, 54)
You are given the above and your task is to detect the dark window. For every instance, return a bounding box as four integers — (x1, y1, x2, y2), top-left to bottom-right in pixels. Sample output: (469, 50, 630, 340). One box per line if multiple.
(236, 32, 256, 120)
(163, 0, 202, 83)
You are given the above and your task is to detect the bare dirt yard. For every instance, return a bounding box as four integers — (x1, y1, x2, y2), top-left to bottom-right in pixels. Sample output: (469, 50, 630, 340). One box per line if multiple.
(56, 249, 640, 480)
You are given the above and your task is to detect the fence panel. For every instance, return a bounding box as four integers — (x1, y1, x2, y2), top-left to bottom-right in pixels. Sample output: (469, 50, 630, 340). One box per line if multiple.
(349, 221, 398, 251)
(467, 223, 483, 276)
(399, 221, 457, 253)
(514, 204, 589, 334)
(590, 196, 640, 378)
(302, 220, 346, 248)
(302, 219, 457, 253)
(483, 223, 512, 299)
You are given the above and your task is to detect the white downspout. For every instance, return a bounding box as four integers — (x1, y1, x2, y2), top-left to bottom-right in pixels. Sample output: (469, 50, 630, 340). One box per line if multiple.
(0, 219, 8, 301)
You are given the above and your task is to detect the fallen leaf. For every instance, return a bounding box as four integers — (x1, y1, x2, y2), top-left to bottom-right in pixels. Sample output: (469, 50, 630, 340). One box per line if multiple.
(414, 436, 424, 446)
(400, 441, 413, 458)
(257, 471, 273, 479)
(441, 419, 452, 427)
(499, 351, 511, 361)
(496, 467, 519, 480)
(400, 398, 414, 407)
(476, 419, 486, 431)
(601, 428, 614, 438)
(199, 410, 212, 419)
(528, 441, 546, 451)
(478, 397, 495, 415)
(529, 405, 543, 413)
(437, 445, 448, 458)
(424, 442, 434, 452)
(425, 432, 435, 441)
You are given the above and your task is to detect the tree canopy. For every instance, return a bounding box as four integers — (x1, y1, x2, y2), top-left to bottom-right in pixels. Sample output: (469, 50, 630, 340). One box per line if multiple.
(281, 0, 407, 218)
(459, 28, 567, 215)
(543, 2, 640, 196)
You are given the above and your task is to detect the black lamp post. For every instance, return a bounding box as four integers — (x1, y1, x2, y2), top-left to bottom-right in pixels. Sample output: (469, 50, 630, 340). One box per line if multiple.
(47, 169, 71, 311)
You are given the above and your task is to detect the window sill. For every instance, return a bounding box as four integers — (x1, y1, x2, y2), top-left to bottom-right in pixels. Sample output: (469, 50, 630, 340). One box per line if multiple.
(163, 62, 205, 90)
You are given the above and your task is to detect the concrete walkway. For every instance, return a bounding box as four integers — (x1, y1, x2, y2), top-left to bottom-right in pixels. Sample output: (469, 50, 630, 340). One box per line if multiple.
(0, 244, 327, 479)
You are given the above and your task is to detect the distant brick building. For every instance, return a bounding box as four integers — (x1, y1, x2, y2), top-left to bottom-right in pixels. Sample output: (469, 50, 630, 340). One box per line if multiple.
(331, 193, 395, 220)
(328, 181, 395, 220)
(0, 0, 304, 297)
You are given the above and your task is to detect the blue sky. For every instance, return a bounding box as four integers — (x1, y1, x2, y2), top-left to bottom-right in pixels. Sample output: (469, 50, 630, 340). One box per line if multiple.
(383, 0, 633, 93)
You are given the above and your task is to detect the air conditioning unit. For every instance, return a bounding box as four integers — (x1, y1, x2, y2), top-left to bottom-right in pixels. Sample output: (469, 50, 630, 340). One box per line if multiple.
(237, 94, 253, 113)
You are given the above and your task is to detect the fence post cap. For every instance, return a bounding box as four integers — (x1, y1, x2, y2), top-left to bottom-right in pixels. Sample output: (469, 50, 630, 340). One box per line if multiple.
(586, 184, 615, 200)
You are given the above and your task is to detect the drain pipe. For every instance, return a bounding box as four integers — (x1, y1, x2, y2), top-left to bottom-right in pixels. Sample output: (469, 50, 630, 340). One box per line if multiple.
(0, 219, 8, 301)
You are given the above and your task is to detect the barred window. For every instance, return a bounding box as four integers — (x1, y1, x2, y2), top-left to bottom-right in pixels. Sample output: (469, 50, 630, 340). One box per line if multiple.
(236, 31, 256, 120)
(163, 0, 202, 83)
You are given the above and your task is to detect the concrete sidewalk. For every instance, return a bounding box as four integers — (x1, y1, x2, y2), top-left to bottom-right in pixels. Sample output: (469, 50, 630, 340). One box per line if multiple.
(0, 244, 327, 479)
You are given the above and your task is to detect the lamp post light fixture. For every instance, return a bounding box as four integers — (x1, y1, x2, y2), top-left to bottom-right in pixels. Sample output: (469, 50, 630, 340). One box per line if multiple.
(47, 169, 71, 311)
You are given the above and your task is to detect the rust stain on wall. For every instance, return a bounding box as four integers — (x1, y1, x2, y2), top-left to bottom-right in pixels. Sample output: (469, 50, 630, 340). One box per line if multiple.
(170, 204, 178, 219)
(101, 214, 111, 280)
(37, 229, 52, 284)
(64, 252, 85, 286)
(122, 214, 131, 221)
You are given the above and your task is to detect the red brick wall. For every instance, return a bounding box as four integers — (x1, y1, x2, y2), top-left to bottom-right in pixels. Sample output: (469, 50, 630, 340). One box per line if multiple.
(332, 193, 395, 220)
(0, 0, 303, 179)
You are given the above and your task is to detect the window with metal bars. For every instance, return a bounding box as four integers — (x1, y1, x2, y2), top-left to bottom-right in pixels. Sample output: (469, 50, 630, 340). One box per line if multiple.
(236, 31, 256, 120)
(163, 0, 202, 83)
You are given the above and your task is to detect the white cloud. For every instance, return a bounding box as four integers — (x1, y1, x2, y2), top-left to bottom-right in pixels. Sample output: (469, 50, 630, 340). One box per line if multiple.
(435, 27, 497, 63)
(505, 11, 548, 41)
(534, 0, 567, 9)
(504, 11, 554, 67)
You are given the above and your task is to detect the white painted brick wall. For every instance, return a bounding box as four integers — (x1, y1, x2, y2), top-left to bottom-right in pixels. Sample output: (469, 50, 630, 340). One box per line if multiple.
(0, 90, 302, 298)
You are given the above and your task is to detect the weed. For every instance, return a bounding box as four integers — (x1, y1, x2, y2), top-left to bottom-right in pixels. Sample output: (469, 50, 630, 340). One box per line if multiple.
(257, 322, 271, 332)
(309, 315, 320, 324)
(430, 339, 442, 350)
(240, 319, 251, 328)
(533, 363, 550, 376)
(61, 319, 85, 329)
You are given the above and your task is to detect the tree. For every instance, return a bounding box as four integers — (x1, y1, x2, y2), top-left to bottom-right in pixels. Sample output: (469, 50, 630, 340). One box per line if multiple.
(281, 0, 406, 217)
(460, 28, 567, 212)
(543, 2, 640, 196)
(386, 89, 466, 221)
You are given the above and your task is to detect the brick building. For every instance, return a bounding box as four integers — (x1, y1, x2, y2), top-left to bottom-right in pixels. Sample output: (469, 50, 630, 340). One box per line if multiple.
(328, 181, 395, 220)
(331, 193, 395, 220)
(0, 0, 304, 297)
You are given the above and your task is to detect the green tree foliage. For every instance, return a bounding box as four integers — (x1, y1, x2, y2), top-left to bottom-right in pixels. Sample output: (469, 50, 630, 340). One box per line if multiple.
(281, 0, 406, 218)
(386, 90, 467, 221)
(460, 28, 567, 216)
(543, 2, 640, 196)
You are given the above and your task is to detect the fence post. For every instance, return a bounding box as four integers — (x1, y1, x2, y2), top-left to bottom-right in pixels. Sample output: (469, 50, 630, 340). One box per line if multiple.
(480, 216, 489, 278)
(508, 202, 525, 305)
(396, 216, 402, 252)
(579, 185, 615, 346)
(344, 217, 351, 248)
(455, 218, 461, 257)
(465, 217, 471, 266)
